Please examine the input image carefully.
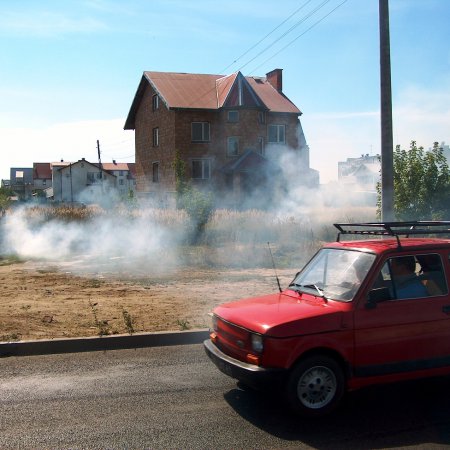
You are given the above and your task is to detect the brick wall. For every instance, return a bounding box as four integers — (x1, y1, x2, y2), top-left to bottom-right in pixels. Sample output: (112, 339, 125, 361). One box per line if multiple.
(134, 83, 303, 204)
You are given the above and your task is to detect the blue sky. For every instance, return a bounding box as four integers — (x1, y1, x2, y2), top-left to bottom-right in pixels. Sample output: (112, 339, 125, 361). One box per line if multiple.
(0, 0, 449, 183)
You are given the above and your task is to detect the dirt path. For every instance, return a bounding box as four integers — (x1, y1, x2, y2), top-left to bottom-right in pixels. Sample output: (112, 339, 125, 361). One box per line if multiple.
(0, 259, 295, 342)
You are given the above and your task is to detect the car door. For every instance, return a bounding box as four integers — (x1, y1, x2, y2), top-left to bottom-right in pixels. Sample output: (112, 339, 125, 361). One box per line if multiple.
(353, 251, 450, 378)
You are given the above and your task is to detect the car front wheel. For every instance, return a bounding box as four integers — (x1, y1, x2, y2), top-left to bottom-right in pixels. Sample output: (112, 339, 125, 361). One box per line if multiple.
(286, 355, 345, 418)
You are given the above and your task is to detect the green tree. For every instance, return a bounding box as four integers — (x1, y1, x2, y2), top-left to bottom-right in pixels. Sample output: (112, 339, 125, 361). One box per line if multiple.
(377, 141, 450, 220)
(0, 187, 13, 211)
(171, 150, 215, 241)
(172, 149, 188, 209)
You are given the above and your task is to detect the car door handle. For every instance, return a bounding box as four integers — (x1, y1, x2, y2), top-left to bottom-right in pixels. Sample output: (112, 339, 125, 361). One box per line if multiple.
(442, 305, 450, 314)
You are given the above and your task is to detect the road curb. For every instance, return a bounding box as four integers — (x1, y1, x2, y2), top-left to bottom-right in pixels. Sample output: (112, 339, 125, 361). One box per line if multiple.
(0, 329, 210, 358)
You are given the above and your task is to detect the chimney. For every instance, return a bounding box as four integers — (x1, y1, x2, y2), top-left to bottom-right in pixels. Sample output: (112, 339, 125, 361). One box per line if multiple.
(113, 159, 116, 165)
(266, 68, 283, 92)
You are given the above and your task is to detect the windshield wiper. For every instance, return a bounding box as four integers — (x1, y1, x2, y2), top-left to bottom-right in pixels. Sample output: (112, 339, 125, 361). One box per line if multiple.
(302, 284, 325, 297)
(290, 283, 328, 300)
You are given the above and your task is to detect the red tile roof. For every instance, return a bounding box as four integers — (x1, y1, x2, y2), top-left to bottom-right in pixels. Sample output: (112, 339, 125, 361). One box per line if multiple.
(101, 162, 130, 171)
(33, 163, 52, 179)
(125, 69, 301, 130)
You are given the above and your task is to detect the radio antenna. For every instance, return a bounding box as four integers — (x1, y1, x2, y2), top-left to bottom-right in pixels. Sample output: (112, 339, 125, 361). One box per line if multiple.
(267, 242, 282, 293)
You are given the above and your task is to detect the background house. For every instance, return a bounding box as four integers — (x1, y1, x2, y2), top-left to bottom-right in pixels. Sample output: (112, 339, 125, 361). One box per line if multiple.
(101, 161, 136, 198)
(338, 154, 380, 190)
(9, 167, 33, 200)
(49, 158, 136, 205)
(33, 162, 53, 197)
(52, 158, 116, 205)
(124, 68, 317, 208)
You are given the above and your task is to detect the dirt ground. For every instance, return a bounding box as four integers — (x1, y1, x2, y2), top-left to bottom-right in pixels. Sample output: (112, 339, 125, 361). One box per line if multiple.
(0, 258, 295, 342)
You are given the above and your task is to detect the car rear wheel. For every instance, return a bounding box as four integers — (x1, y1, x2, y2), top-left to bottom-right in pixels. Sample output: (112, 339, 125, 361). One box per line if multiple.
(286, 355, 345, 418)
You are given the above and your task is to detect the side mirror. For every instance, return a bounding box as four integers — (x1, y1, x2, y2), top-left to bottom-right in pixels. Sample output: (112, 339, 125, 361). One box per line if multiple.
(366, 287, 391, 309)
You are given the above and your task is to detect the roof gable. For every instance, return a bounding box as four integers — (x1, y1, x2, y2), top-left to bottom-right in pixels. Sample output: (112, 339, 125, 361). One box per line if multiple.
(218, 72, 267, 109)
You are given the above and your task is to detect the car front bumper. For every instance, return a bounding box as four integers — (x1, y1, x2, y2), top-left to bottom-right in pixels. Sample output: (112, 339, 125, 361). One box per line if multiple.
(203, 339, 286, 389)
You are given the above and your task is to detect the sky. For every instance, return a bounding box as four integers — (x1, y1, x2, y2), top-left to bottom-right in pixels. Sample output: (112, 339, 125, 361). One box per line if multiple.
(0, 0, 449, 184)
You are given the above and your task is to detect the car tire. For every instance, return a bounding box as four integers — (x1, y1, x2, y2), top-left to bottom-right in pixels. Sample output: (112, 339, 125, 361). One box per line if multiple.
(286, 355, 345, 418)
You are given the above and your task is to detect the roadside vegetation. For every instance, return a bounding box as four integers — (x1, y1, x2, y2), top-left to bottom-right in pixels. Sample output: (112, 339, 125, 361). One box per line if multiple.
(377, 141, 450, 220)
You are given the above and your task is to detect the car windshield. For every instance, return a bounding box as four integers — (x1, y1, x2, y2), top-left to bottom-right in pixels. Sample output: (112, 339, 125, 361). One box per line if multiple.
(290, 248, 376, 302)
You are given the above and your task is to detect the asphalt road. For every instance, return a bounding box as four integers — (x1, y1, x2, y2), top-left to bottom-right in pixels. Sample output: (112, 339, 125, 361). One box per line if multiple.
(1, 344, 450, 449)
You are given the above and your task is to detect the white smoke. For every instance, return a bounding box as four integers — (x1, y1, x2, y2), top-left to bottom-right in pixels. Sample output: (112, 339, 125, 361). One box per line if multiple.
(1, 207, 182, 276)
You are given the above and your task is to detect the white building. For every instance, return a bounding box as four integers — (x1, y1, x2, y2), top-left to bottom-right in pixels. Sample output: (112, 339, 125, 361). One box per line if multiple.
(50, 158, 136, 206)
(338, 154, 380, 192)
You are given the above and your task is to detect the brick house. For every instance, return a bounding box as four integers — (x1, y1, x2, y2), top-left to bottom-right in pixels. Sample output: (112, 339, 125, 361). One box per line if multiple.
(124, 68, 317, 208)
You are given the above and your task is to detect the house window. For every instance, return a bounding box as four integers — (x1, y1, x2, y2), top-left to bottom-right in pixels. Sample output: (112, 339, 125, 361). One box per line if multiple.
(152, 127, 159, 147)
(152, 94, 159, 111)
(268, 124, 285, 144)
(192, 122, 210, 142)
(152, 162, 159, 182)
(227, 137, 239, 157)
(227, 110, 239, 123)
(192, 159, 210, 180)
(119, 179, 124, 186)
(258, 111, 266, 124)
(87, 172, 100, 184)
(257, 137, 265, 155)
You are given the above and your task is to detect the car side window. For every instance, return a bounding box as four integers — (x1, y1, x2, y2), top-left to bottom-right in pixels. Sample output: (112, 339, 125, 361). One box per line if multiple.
(371, 254, 447, 300)
(417, 253, 448, 296)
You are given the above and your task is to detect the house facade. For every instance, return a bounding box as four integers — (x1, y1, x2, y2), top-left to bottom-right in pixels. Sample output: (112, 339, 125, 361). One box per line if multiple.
(101, 161, 136, 198)
(124, 69, 317, 208)
(9, 167, 34, 200)
(33, 163, 53, 194)
(338, 154, 381, 191)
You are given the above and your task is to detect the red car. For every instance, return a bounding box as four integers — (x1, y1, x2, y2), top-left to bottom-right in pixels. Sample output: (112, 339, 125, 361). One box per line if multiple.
(204, 222, 450, 417)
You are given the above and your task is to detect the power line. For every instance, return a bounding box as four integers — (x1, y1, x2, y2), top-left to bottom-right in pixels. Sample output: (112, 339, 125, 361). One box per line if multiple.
(219, 0, 315, 74)
(239, 0, 333, 73)
(249, 0, 348, 74)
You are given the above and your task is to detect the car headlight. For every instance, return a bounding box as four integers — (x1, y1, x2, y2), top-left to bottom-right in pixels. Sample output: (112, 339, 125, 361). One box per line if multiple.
(251, 334, 264, 353)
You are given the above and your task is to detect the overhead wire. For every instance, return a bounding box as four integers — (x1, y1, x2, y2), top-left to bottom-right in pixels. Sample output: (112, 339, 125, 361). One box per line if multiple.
(185, 1, 342, 111)
(238, 0, 333, 72)
(248, 0, 348, 74)
(219, 0, 315, 74)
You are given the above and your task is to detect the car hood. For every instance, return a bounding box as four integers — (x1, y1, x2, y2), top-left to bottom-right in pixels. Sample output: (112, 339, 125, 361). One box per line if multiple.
(214, 290, 350, 338)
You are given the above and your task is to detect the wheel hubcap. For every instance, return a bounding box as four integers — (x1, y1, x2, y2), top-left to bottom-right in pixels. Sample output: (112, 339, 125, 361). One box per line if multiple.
(297, 365, 337, 409)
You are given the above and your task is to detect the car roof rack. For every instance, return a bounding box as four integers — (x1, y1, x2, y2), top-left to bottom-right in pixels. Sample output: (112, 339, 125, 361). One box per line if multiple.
(334, 221, 450, 246)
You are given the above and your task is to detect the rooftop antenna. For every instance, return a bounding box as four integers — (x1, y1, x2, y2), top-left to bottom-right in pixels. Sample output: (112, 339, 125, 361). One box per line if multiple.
(267, 242, 282, 293)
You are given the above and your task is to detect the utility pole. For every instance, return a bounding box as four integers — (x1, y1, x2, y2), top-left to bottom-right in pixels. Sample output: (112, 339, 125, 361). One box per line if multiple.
(97, 139, 104, 195)
(379, 0, 394, 222)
